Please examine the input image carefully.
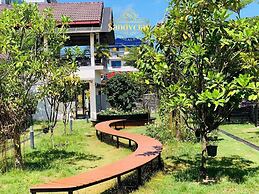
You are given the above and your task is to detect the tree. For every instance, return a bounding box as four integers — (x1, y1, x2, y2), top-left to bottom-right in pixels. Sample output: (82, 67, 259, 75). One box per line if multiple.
(60, 76, 80, 135)
(104, 73, 142, 112)
(0, 3, 70, 168)
(39, 45, 82, 144)
(40, 72, 80, 138)
(94, 43, 111, 65)
(136, 0, 258, 178)
(122, 47, 139, 67)
(240, 16, 259, 126)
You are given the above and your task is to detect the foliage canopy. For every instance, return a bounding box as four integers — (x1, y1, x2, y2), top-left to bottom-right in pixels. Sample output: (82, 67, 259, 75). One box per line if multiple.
(136, 0, 258, 175)
(0, 3, 75, 168)
(105, 73, 142, 112)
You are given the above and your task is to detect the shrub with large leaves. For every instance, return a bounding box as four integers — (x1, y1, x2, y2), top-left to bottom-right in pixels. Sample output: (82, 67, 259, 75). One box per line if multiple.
(136, 0, 258, 177)
(105, 73, 142, 112)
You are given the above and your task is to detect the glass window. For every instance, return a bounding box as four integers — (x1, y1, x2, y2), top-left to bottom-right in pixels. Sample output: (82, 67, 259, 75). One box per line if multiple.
(111, 61, 122, 68)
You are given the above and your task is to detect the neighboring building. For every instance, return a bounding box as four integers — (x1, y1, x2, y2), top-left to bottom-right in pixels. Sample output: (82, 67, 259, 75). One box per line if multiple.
(107, 38, 140, 72)
(0, 2, 114, 120)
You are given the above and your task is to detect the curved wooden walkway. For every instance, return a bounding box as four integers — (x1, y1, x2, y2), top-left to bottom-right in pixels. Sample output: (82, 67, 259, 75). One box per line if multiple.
(30, 120, 163, 194)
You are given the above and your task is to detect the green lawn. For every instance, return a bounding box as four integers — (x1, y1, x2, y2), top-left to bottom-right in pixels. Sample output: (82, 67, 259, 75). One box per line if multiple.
(220, 124, 259, 146)
(132, 125, 259, 194)
(0, 122, 258, 194)
(0, 121, 131, 194)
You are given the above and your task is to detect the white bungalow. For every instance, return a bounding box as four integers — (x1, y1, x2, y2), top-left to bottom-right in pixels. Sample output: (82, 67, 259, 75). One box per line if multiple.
(0, 1, 115, 120)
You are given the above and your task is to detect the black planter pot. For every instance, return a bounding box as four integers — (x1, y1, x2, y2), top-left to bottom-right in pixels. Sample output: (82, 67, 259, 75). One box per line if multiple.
(206, 145, 218, 157)
(43, 127, 49, 134)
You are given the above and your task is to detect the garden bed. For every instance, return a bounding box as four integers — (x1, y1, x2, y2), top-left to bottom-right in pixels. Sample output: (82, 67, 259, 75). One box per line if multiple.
(92, 113, 155, 126)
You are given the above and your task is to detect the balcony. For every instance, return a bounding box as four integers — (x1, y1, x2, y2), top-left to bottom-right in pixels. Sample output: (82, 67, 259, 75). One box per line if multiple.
(76, 57, 107, 68)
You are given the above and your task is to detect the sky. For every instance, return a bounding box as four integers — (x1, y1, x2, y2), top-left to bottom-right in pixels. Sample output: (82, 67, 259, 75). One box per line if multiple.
(60, 0, 259, 38)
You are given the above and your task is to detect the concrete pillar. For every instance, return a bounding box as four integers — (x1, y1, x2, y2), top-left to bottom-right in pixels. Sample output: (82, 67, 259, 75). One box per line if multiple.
(89, 80, 97, 120)
(90, 33, 95, 67)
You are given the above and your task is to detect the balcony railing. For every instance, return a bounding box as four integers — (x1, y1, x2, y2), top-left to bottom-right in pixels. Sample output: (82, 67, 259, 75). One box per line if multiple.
(76, 57, 107, 68)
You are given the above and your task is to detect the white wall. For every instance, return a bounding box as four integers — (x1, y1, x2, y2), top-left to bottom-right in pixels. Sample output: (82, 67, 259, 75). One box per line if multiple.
(33, 99, 75, 121)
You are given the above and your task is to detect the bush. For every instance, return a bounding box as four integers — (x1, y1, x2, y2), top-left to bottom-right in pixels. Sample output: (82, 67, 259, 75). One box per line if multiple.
(146, 113, 195, 143)
(99, 108, 147, 116)
(104, 73, 142, 112)
(146, 119, 172, 143)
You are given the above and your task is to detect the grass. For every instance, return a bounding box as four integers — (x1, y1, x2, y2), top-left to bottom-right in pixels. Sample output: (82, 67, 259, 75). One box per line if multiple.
(0, 120, 131, 194)
(131, 124, 259, 194)
(0, 122, 258, 194)
(220, 124, 259, 146)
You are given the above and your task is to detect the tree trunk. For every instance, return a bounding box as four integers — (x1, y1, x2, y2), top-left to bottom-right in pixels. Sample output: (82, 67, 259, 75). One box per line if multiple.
(50, 128, 55, 149)
(175, 111, 181, 140)
(172, 110, 181, 140)
(169, 111, 174, 136)
(13, 131, 23, 169)
(1, 141, 7, 172)
(255, 103, 258, 127)
(199, 132, 207, 180)
(63, 103, 68, 135)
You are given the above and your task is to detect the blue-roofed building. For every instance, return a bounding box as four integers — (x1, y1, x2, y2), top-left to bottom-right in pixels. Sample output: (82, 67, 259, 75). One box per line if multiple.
(107, 38, 141, 72)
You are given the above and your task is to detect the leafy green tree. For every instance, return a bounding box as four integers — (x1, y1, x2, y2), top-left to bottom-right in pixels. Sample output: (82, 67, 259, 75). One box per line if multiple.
(105, 73, 142, 112)
(122, 47, 139, 67)
(0, 3, 70, 168)
(40, 72, 80, 139)
(240, 16, 259, 126)
(136, 0, 258, 177)
(94, 43, 111, 65)
(60, 76, 80, 135)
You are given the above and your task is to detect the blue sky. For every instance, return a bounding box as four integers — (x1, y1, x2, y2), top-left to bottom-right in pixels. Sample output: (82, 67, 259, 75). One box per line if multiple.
(60, 0, 259, 38)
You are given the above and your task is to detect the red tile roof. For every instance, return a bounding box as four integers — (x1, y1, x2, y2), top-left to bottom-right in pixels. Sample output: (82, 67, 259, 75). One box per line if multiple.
(0, 4, 10, 12)
(39, 2, 103, 25)
(0, 2, 104, 25)
(0, 54, 8, 60)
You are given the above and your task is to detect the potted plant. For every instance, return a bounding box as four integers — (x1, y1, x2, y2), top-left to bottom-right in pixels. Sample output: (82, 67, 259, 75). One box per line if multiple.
(42, 127, 49, 134)
(94, 44, 110, 66)
(206, 131, 218, 157)
(42, 123, 49, 134)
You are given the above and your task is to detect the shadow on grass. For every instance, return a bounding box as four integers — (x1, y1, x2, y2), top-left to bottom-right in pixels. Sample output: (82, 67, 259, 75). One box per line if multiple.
(101, 158, 161, 194)
(24, 149, 102, 171)
(97, 132, 137, 151)
(165, 154, 259, 183)
(96, 130, 162, 194)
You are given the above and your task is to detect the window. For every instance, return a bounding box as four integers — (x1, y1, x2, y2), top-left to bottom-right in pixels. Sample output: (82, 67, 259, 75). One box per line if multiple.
(5, 0, 22, 4)
(111, 61, 122, 68)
